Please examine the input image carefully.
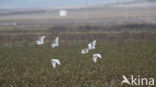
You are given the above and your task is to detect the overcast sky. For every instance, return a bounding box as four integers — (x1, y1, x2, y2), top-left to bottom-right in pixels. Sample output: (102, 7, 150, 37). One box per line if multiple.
(0, 0, 138, 9)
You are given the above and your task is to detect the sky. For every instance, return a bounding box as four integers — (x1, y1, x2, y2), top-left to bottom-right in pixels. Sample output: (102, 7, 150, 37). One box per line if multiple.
(0, 0, 133, 9)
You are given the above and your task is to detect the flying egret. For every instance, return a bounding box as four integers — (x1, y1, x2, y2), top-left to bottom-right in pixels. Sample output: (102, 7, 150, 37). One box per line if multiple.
(59, 10, 67, 17)
(88, 40, 96, 50)
(51, 37, 59, 48)
(51, 59, 61, 68)
(92, 40, 96, 48)
(81, 48, 89, 54)
(88, 43, 92, 50)
(36, 35, 46, 45)
(93, 53, 102, 63)
(81, 40, 96, 54)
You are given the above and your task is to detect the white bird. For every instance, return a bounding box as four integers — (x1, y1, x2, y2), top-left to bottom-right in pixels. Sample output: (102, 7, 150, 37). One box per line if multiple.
(88, 43, 92, 50)
(51, 37, 59, 48)
(81, 48, 89, 54)
(92, 40, 96, 48)
(51, 59, 61, 68)
(81, 40, 96, 54)
(88, 40, 96, 50)
(36, 35, 46, 45)
(121, 75, 131, 85)
(93, 53, 102, 63)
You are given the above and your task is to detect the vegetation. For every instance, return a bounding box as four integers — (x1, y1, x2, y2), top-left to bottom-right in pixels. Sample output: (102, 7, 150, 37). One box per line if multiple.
(0, 24, 156, 87)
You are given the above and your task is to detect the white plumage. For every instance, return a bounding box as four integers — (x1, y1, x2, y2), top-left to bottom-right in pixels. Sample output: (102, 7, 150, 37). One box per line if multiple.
(51, 37, 59, 48)
(51, 59, 61, 68)
(81, 48, 89, 54)
(81, 40, 96, 54)
(88, 40, 96, 50)
(88, 43, 92, 50)
(36, 35, 46, 45)
(93, 53, 102, 63)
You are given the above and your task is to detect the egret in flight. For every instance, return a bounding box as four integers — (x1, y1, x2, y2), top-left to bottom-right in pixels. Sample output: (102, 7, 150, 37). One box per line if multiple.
(51, 37, 59, 48)
(92, 53, 102, 63)
(81, 48, 89, 54)
(51, 59, 61, 68)
(88, 40, 96, 50)
(36, 35, 46, 45)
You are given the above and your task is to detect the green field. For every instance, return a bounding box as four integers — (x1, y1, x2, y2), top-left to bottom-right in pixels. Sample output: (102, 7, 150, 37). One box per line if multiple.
(0, 23, 156, 87)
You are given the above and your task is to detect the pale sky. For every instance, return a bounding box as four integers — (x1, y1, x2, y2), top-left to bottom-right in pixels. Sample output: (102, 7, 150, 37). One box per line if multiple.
(0, 0, 142, 9)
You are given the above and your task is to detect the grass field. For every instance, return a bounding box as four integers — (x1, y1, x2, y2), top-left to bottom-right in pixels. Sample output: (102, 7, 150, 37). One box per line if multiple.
(0, 23, 156, 87)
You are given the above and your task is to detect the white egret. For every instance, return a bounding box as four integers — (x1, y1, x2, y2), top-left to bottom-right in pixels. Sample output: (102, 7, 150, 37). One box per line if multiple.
(51, 37, 59, 48)
(81, 40, 96, 54)
(81, 48, 89, 54)
(36, 35, 46, 45)
(92, 40, 96, 48)
(88, 43, 92, 50)
(88, 40, 96, 50)
(51, 59, 61, 68)
(93, 53, 102, 63)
